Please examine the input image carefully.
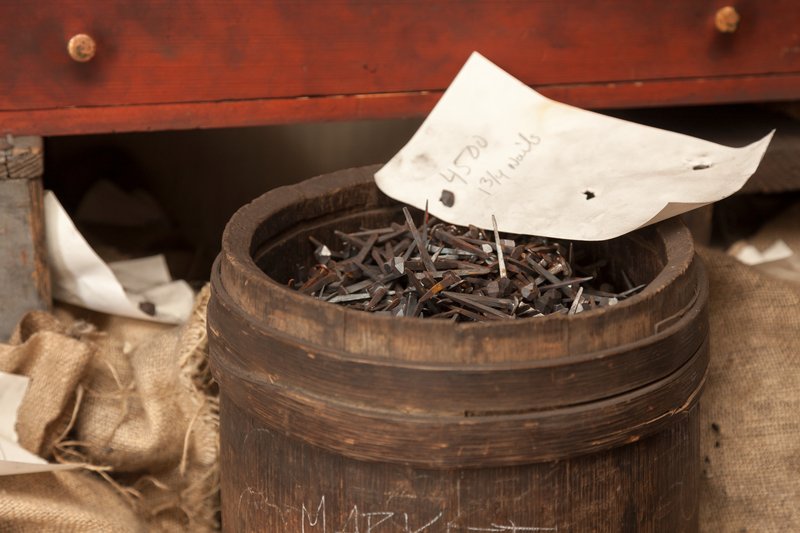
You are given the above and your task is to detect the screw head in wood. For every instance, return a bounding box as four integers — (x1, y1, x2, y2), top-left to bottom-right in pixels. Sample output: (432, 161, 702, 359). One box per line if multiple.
(715, 6, 740, 33)
(67, 33, 97, 62)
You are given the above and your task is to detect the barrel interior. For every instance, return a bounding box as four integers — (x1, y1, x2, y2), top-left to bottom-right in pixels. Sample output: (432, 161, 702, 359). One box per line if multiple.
(251, 185, 667, 304)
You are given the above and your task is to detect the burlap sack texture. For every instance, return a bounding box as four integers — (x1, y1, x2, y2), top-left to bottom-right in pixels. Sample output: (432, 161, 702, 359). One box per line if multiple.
(698, 247, 800, 532)
(0, 286, 218, 533)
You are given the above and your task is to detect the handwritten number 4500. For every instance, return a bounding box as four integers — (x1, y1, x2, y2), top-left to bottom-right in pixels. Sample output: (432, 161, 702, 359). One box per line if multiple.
(438, 136, 488, 184)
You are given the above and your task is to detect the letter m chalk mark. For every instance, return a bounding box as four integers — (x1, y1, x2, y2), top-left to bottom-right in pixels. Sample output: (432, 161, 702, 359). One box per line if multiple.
(302, 496, 326, 533)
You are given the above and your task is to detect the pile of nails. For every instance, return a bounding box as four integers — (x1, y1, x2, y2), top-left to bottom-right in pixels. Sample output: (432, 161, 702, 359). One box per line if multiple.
(290, 207, 645, 322)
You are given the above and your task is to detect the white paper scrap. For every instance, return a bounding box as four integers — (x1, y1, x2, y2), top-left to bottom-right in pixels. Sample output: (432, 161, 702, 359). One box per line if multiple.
(0, 371, 28, 445)
(44, 191, 195, 323)
(0, 371, 76, 476)
(375, 52, 774, 241)
(729, 239, 794, 266)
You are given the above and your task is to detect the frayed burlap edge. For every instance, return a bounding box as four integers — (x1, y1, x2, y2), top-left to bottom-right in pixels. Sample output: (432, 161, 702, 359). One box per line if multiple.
(46, 285, 220, 532)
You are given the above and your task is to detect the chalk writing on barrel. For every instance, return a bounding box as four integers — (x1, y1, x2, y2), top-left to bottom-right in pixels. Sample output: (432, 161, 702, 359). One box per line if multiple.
(296, 495, 556, 532)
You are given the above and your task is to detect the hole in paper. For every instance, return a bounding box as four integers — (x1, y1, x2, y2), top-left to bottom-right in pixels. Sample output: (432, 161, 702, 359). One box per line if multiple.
(583, 190, 595, 200)
(693, 164, 711, 170)
(440, 189, 456, 207)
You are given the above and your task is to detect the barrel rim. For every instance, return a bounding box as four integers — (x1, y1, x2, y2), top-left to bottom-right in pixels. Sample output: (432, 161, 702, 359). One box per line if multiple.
(219, 165, 696, 336)
(209, 253, 706, 372)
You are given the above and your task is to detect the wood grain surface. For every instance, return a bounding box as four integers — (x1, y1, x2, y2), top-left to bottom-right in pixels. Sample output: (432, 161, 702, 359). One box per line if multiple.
(2, 0, 799, 135)
(0, 137, 50, 339)
(5, 74, 800, 137)
(222, 395, 700, 532)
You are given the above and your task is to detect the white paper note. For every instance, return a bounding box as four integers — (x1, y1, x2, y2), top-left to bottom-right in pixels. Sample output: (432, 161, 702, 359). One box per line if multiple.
(375, 52, 774, 241)
(44, 191, 195, 324)
(0, 371, 76, 476)
(730, 239, 794, 266)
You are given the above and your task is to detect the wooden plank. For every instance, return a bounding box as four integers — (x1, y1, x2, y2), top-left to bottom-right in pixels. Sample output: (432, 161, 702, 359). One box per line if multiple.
(3, 73, 800, 137)
(0, 136, 44, 179)
(0, 137, 50, 340)
(1, 0, 799, 111)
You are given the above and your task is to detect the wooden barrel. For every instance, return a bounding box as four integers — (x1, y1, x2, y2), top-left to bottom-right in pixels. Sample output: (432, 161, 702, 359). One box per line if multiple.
(209, 165, 708, 532)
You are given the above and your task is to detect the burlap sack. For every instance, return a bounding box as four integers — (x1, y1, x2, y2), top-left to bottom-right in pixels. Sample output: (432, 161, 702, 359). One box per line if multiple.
(698, 247, 800, 532)
(65, 315, 178, 473)
(0, 313, 93, 457)
(0, 312, 144, 532)
(0, 286, 218, 532)
(0, 471, 144, 533)
(63, 287, 219, 531)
